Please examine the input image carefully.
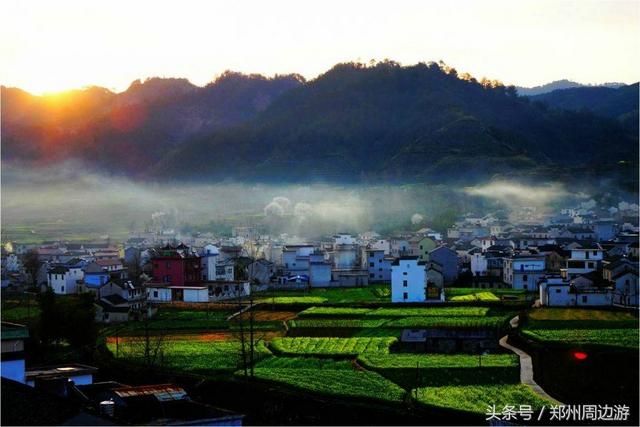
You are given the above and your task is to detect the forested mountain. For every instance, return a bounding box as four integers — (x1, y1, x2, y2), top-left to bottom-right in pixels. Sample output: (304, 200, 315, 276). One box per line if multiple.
(516, 79, 625, 96)
(1, 72, 304, 174)
(529, 84, 639, 132)
(2, 62, 637, 186)
(154, 62, 637, 184)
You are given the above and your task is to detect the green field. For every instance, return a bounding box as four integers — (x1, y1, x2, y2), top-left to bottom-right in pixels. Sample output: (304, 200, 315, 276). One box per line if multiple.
(358, 354, 518, 369)
(521, 328, 639, 349)
(103, 309, 234, 335)
(258, 285, 391, 304)
(249, 365, 406, 403)
(298, 306, 494, 318)
(522, 308, 639, 349)
(270, 337, 397, 355)
(414, 384, 553, 415)
(293, 306, 513, 330)
(107, 340, 272, 374)
(449, 292, 500, 302)
(358, 354, 520, 388)
(289, 318, 390, 328)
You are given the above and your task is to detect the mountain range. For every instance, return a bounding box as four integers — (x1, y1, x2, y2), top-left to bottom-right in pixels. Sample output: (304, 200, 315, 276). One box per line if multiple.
(516, 79, 625, 96)
(2, 62, 638, 187)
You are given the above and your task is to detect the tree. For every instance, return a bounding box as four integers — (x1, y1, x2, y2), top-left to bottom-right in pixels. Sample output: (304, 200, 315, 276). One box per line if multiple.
(36, 287, 63, 346)
(22, 250, 40, 287)
(63, 293, 98, 349)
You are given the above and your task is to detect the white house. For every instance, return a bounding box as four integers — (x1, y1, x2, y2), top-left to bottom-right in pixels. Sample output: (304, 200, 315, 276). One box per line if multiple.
(562, 246, 604, 279)
(470, 253, 488, 276)
(611, 270, 639, 307)
(391, 257, 427, 303)
(47, 265, 81, 295)
(503, 255, 546, 291)
(200, 244, 220, 281)
(370, 239, 391, 255)
(539, 277, 614, 307)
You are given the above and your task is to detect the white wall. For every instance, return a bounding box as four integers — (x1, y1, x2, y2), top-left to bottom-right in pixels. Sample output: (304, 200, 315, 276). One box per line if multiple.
(184, 288, 209, 303)
(147, 287, 172, 302)
(391, 260, 426, 303)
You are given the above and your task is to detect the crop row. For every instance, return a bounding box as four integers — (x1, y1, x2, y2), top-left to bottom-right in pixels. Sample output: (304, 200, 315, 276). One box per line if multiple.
(270, 337, 397, 355)
(249, 367, 406, 403)
(107, 339, 272, 372)
(357, 354, 518, 369)
(298, 306, 493, 318)
(414, 384, 553, 415)
(521, 327, 639, 349)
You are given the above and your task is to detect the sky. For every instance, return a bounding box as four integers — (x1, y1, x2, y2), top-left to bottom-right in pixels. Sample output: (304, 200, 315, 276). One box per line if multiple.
(1, 0, 639, 95)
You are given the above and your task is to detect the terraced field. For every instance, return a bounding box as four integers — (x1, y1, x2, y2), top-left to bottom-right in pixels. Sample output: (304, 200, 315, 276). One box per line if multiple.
(270, 337, 397, 355)
(414, 384, 553, 415)
(521, 308, 639, 349)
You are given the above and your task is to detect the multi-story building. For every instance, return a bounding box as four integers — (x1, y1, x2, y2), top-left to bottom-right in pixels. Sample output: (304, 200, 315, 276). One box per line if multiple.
(503, 254, 546, 291)
(391, 256, 426, 303)
(561, 245, 604, 280)
(150, 244, 202, 286)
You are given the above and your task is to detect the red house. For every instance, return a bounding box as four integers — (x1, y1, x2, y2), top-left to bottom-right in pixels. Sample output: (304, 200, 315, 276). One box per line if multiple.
(151, 244, 202, 287)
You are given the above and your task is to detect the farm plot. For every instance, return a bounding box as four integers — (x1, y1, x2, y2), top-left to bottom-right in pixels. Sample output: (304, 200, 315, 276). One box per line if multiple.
(449, 292, 500, 302)
(294, 306, 513, 330)
(107, 340, 272, 374)
(270, 337, 397, 356)
(521, 308, 639, 349)
(521, 328, 639, 350)
(249, 366, 406, 403)
(358, 354, 520, 388)
(288, 318, 390, 329)
(414, 384, 553, 415)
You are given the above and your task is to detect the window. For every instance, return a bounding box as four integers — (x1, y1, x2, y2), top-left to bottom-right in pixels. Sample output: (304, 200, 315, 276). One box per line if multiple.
(403, 272, 407, 276)
(403, 292, 408, 300)
(61, 285, 65, 292)
(523, 275, 528, 282)
(403, 280, 408, 287)
(420, 245, 423, 250)
(592, 251, 597, 256)
(582, 295, 588, 303)
(153, 290, 158, 298)
(588, 262, 594, 269)
(523, 284, 527, 290)
(555, 289, 561, 293)
(370, 273, 374, 278)
(369, 262, 374, 267)
(379, 268, 383, 272)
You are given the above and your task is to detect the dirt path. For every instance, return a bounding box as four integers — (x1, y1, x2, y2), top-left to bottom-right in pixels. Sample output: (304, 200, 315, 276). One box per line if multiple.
(499, 315, 562, 404)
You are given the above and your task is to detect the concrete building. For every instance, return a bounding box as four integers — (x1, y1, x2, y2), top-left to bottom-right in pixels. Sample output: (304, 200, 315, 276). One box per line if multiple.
(503, 255, 546, 291)
(391, 257, 426, 303)
(428, 246, 459, 284)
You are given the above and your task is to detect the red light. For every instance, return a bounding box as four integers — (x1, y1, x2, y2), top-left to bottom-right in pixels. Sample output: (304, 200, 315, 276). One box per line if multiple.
(573, 351, 588, 360)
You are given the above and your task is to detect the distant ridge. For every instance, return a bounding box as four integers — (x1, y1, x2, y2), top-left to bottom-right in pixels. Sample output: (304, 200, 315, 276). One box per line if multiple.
(516, 79, 625, 96)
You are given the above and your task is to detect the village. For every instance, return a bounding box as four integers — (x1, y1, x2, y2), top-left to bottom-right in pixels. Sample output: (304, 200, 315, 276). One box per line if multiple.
(1, 198, 639, 425)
